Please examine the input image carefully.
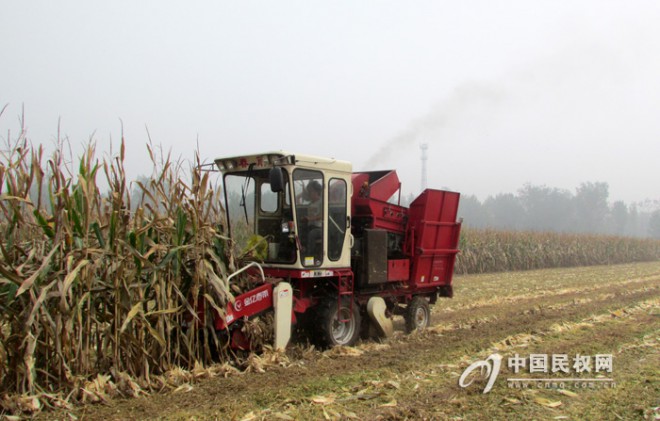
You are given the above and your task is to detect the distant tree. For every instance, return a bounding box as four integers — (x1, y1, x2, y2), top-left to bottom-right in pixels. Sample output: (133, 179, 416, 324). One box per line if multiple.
(457, 195, 487, 228)
(483, 193, 525, 230)
(609, 200, 628, 235)
(518, 184, 573, 232)
(626, 204, 640, 237)
(573, 182, 609, 233)
(649, 210, 660, 239)
(441, 181, 653, 236)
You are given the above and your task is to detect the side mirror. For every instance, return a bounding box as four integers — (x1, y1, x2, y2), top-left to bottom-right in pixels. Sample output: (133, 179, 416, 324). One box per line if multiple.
(269, 167, 284, 193)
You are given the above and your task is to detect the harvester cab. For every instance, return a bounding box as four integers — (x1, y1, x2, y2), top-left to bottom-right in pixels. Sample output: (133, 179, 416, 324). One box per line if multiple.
(216, 152, 353, 271)
(214, 151, 462, 350)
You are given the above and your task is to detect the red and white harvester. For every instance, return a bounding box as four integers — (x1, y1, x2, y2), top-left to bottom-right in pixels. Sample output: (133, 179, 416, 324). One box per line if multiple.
(212, 152, 461, 349)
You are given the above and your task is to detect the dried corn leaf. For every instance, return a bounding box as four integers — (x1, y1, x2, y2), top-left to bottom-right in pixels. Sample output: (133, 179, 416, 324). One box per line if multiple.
(114, 371, 144, 398)
(273, 412, 295, 420)
(61, 259, 90, 296)
(325, 346, 364, 357)
(163, 367, 193, 386)
(173, 384, 193, 393)
(534, 397, 562, 408)
(16, 245, 59, 296)
(120, 302, 143, 333)
(15, 395, 41, 413)
(557, 389, 578, 398)
(240, 411, 257, 421)
(359, 343, 390, 352)
(311, 395, 336, 405)
(387, 380, 401, 390)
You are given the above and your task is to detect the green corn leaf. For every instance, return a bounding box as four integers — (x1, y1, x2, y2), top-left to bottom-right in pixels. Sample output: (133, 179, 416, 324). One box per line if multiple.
(33, 209, 55, 239)
(176, 207, 187, 246)
(2, 283, 18, 306)
(91, 222, 105, 248)
(109, 211, 117, 248)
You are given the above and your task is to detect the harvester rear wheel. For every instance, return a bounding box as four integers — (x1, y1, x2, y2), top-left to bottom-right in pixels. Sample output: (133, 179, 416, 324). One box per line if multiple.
(404, 296, 430, 333)
(316, 297, 361, 347)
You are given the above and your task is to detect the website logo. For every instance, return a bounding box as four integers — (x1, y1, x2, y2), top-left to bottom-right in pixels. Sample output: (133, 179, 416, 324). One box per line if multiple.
(458, 354, 502, 394)
(459, 353, 616, 393)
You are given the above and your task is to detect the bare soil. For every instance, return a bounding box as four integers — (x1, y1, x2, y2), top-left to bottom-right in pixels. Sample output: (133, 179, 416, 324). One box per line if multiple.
(47, 262, 660, 420)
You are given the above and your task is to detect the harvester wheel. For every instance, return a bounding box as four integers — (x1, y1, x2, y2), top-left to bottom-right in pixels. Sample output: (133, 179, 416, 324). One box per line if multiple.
(404, 296, 430, 333)
(316, 297, 361, 347)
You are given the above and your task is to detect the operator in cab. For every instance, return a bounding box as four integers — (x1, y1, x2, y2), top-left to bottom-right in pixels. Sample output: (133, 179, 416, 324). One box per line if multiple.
(303, 180, 323, 259)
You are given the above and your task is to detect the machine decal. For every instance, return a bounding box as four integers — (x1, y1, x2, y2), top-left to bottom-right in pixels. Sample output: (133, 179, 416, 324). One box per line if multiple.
(215, 284, 274, 331)
(243, 290, 270, 307)
(301, 270, 335, 278)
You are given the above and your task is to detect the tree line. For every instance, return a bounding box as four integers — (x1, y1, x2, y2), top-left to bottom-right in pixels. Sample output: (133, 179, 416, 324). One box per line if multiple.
(450, 182, 660, 239)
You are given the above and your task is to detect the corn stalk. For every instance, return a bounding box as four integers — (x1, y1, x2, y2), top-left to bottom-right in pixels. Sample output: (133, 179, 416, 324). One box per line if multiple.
(0, 134, 231, 399)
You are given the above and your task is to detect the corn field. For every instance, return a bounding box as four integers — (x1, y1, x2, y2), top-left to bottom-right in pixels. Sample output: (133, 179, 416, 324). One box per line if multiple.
(455, 228, 660, 274)
(0, 136, 238, 408)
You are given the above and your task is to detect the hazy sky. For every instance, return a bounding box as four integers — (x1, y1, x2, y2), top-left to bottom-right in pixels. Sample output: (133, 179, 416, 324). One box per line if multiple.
(2, 1, 659, 203)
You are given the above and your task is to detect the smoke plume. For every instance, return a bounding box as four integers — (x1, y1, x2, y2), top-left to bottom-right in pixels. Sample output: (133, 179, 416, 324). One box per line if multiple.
(365, 83, 504, 168)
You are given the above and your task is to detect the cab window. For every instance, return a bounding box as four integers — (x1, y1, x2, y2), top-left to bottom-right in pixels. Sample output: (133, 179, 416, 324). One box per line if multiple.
(293, 169, 324, 267)
(328, 178, 347, 261)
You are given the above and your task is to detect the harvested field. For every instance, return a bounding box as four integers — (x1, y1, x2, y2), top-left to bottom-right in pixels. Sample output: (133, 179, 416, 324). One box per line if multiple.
(41, 261, 660, 420)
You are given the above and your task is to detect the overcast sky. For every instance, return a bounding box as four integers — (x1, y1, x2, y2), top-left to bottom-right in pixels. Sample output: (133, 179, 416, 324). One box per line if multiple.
(1, 1, 659, 204)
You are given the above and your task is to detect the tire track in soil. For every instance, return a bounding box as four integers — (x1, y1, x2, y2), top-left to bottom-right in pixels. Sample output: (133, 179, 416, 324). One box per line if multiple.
(268, 297, 659, 421)
(373, 309, 659, 421)
(63, 272, 660, 420)
(437, 272, 659, 315)
(424, 279, 658, 335)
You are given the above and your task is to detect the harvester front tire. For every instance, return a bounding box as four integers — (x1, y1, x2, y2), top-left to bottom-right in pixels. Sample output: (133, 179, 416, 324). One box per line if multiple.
(404, 296, 430, 333)
(316, 297, 361, 347)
